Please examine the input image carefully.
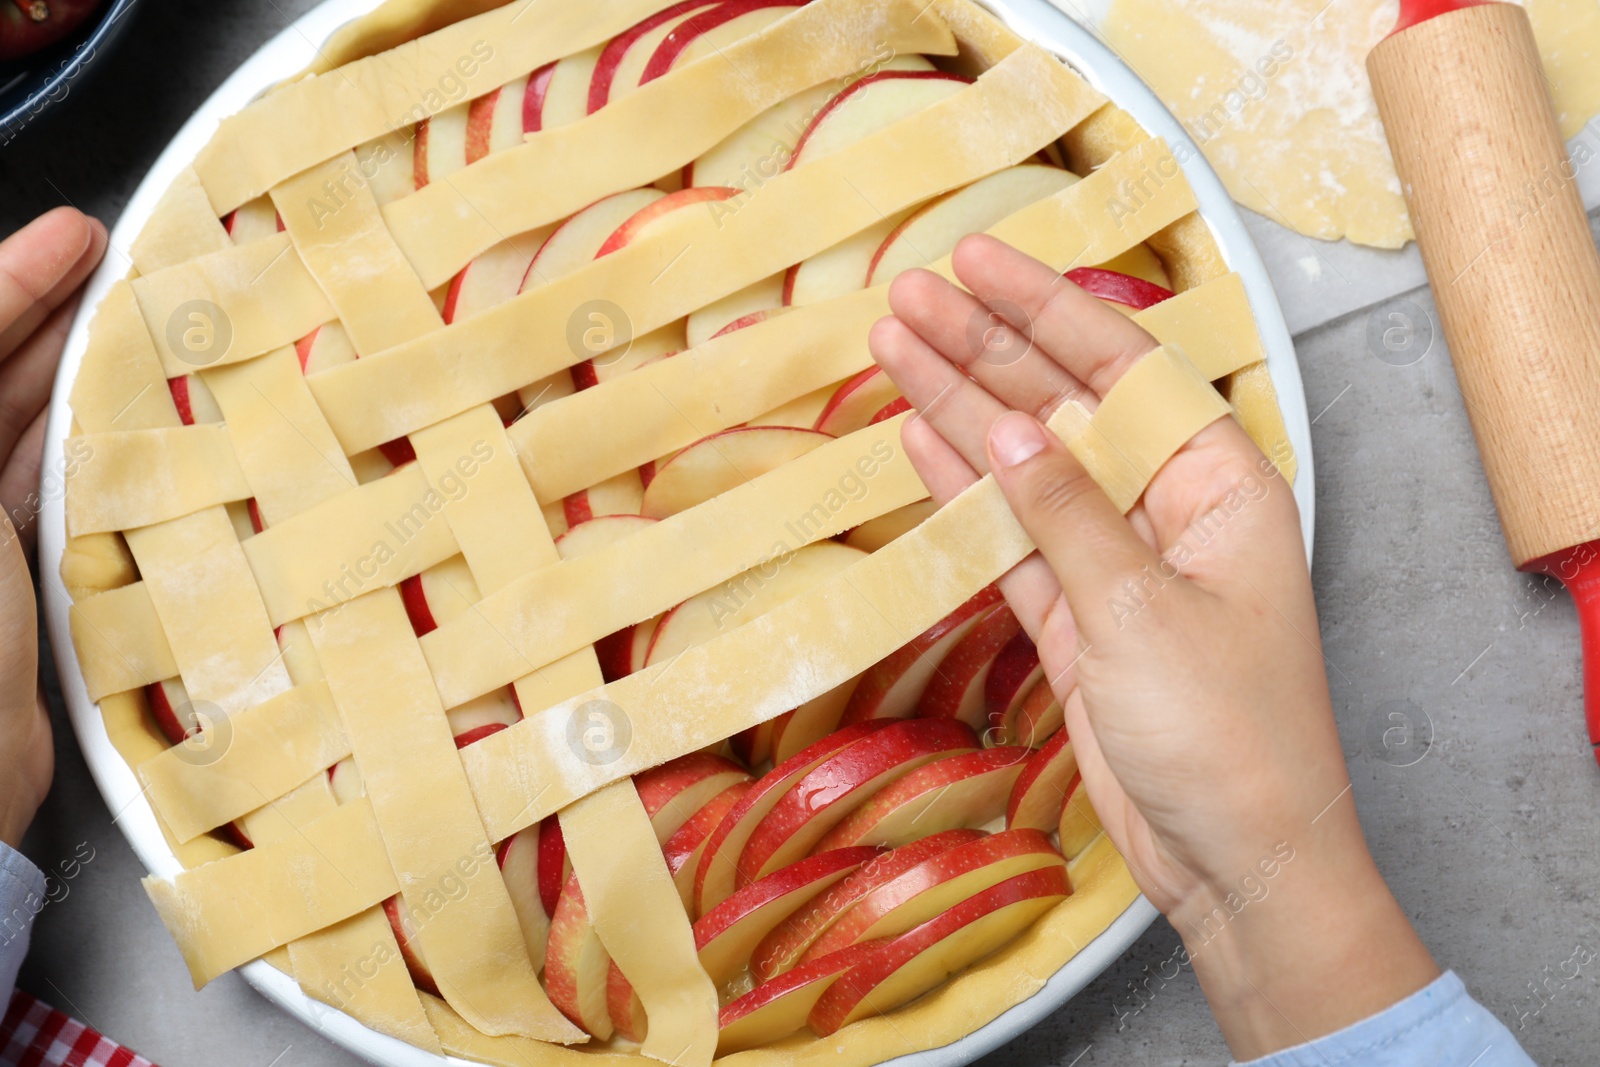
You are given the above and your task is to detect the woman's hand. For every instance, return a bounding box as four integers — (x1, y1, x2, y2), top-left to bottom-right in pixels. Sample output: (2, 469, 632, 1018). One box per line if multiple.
(0, 207, 107, 848)
(870, 234, 1436, 1060)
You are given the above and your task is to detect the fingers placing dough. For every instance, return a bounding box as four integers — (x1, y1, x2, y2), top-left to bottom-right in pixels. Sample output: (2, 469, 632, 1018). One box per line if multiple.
(952, 234, 1157, 400)
(887, 267, 1088, 422)
(869, 314, 1008, 474)
(0, 209, 105, 361)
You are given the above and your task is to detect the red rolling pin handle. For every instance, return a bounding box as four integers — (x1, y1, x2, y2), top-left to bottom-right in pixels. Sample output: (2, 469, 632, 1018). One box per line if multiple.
(1526, 543, 1600, 761)
(1390, 0, 1489, 35)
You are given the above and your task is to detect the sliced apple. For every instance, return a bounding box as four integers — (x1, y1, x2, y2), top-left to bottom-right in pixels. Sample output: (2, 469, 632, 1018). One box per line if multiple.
(399, 554, 480, 634)
(718, 941, 883, 1054)
(867, 164, 1078, 286)
(634, 752, 752, 844)
(1065, 266, 1175, 312)
(539, 815, 569, 919)
(294, 322, 357, 375)
(749, 828, 982, 982)
(807, 864, 1070, 1035)
(647, 541, 866, 665)
(843, 498, 937, 553)
(328, 756, 363, 805)
(545, 872, 613, 1039)
(667, 781, 751, 911)
(606, 954, 650, 1043)
(570, 321, 683, 390)
(535, 44, 603, 131)
(797, 827, 1064, 966)
(223, 197, 280, 242)
(443, 225, 556, 325)
(788, 71, 970, 170)
(639, 425, 833, 519)
(521, 61, 557, 133)
(840, 586, 1005, 724)
(695, 720, 892, 915)
(684, 272, 785, 348)
(747, 382, 837, 430)
(523, 188, 666, 291)
(985, 629, 1042, 743)
(638, 1, 799, 89)
(815, 746, 1028, 851)
(1006, 728, 1078, 833)
(554, 514, 661, 680)
(444, 691, 520, 742)
(1057, 773, 1103, 859)
(813, 367, 902, 438)
(769, 676, 860, 765)
(919, 603, 1023, 730)
(695, 845, 881, 987)
(384, 894, 439, 996)
(497, 825, 549, 972)
(1010, 677, 1064, 750)
(731, 719, 779, 768)
(784, 212, 907, 306)
(588, 1, 718, 112)
(413, 98, 471, 190)
(563, 468, 645, 528)
(737, 718, 977, 887)
(597, 185, 738, 258)
(464, 74, 532, 163)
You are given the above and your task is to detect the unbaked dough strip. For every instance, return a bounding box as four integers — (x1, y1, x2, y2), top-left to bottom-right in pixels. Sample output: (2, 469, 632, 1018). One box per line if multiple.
(68, 280, 182, 435)
(124, 509, 293, 717)
(137, 681, 348, 842)
(143, 797, 398, 986)
(130, 167, 233, 275)
(272, 153, 444, 356)
(131, 233, 335, 377)
(307, 589, 583, 1042)
(69, 582, 177, 700)
(200, 347, 358, 527)
(459, 346, 1230, 832)
(241, 465, 460, 627)
(387, 0, 960, 288)
(413, 407, 717, 1064)
(423, 413, 925, 711)
(64, 425, 251, 536)
(308, 45, 1104, 454)
(192, 0, 684, 214)
(1130, 270, 1263, 381)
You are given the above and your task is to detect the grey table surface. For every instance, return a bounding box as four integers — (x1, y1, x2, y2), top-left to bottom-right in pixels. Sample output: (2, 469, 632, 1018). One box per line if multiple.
(4, 3, 1600, 1065)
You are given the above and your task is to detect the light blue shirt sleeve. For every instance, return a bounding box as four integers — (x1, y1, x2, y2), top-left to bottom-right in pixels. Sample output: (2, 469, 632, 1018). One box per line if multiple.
(0, 840, 46, 995)
(1235, 971, 1536, 1067)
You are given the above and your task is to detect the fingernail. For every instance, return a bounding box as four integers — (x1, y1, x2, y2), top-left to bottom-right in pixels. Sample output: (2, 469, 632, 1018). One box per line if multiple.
(990, 411, 1047, 468)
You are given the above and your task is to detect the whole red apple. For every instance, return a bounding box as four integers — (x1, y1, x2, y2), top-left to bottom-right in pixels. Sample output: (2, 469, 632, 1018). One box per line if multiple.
(1, 0, 103, 63)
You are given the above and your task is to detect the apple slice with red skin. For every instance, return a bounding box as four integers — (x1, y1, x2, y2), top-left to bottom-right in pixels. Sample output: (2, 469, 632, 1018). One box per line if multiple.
(545, 872, 614, 1039)
(293, 322, 358, 375)
(383, 894, 440, 997)
(918, 604, 1023, 730)
(984, 628, 1042, 741)
(1010, 677, 1064, 749)
(596, 185, 737, 258)
(747, 382, 835, 430)
(413, 98, 472, 190)
(563, 469, 646, 529)
(1065, 266, 1174, 312)
(813, 367, 903, 438)
(871, 397, 911, 424)
(145, 678, 254, 849)
(639, 425, 834, 519)
(1057, 773, 1103, 859)
(798, 828, 1064, 967)
(783, 213, 906, 306)
(538, 815, 569, 919)
(497, 825, 549, 972)
(634, 752, 752, 844)
(327, 756, 362, 805)
(843, 498, 937, 553)
(814, 746, 1029, 852)
(555, 514, 661, 681)
(840, 585, 1005, 725)
(731, 719, 779, 768)
(452, 720, 510, 748)
(718, 941, 884, 1053)
(462, 75, 530, 164)
(223, 198, 282, 243)
(523, 188, 665, 291)
(534, 44, 604, 130)
(807, 864, 1071, 1035)
(588, 1, 719, 112)
(442, 224, 556, 325)
(787, 71, 970, 170)
(666, 781, 750, 911)
(695, 720, 893, 916)
(694, 845, 882, 987)
(1006, 728, 1078, 832)
(750, 828, 982, 981)
(521, 61, 557, 132)
(639, 0, 799, 87)
(737, 717, 978, 887)
(685, 272, 786, 347)
(768, 676, 860, 766)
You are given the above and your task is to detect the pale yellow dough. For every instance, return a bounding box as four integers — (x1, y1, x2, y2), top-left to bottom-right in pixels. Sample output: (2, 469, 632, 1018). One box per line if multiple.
(1098, 0, 1600, 249)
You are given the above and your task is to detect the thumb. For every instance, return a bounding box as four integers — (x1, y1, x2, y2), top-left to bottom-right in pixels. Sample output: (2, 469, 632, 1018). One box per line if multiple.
(986, 411, 1164, 642)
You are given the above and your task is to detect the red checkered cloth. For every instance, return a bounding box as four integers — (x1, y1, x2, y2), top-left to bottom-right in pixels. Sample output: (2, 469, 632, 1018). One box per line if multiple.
(0, 990, 157, 1067)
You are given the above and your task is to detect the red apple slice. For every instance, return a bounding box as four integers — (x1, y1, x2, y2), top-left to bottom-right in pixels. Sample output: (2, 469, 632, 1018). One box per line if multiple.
(223, 197, 280, 243)
(521, 62, 557, 133)
(646, 541, 865, 665)
(814, 746, 1028, 851)
(570, 321, 683, 390)
(523, 188, 666, 291)
(684, 272, 785, 347)
(840, 586, 1005, 724)
(596, 185, 738, 258)
(1065, 266, 1175, 312)
(413, 99, 471, 190)
(695, 845, 881, 986)
(294, 322, 358, 375)
(555, 514, 661, 679)
(465, 73, 533, 163)
(731, 719, 779, 768)
(985, 629, 1042, 743)
(445, 692, 520, 744)
(783, 213, 907, 306)
(635, 752, 752, 844)
(1057, 773, 1103, 859)
(399, 554, 481, 634)
(788, 71, 970, 170)
(769, 677, 860, 765)
(1006, 728, 1078, 833)
(717, 941, 884, 1053)
(813, 366, 903, 438)
(917, 603, 1022, 730)
(866, 164, 1077, 286)
(545, 872, 613, 1039)
(695, 720, 892, 915)
(639, 425, 833, 519)
(497, 825, 549, 972)
(383, 894, 439, 996)
(747, 383, 837, 430)
(536, 44, 604, 130)
(750, 828, 982, 982)
(807, 865, 1070, 1035)
(737, 718, 978, 886)
(667, 780, 750, 911)
(1011, 677, 1064, 749)
(639, 1, 799, 88)
(843, 498, 937, 552)
(539, 815, 568, 919)
(328, 756, 363, 805)
(588, 1, 718, 112)
(798, 827, 1064, 966)
(563, 468, 646, 528)
(443, 225, 556, 325)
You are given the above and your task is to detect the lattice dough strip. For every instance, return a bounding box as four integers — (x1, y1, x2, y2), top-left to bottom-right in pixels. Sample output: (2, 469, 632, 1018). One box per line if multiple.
(67, 280, 181, 436)
(386, 0, 959, 289)
(307, 45, 1105, 454)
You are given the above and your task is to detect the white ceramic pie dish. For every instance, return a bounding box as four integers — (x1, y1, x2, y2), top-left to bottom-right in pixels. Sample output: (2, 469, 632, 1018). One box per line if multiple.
(39, 0, 1314, 1063)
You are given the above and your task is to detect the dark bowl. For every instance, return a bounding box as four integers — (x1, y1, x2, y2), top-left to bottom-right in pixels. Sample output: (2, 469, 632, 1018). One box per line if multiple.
(0, 0, 138, 146)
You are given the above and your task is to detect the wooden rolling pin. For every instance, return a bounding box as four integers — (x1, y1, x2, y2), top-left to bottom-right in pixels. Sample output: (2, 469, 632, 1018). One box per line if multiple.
(1368, 0, 1600, 763)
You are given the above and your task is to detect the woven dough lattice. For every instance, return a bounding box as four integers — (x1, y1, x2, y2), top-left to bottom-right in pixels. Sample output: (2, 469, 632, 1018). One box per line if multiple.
(58, 0, 1295, 1063)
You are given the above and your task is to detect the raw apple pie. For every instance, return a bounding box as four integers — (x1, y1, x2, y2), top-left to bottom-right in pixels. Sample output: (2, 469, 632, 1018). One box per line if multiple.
(58, 0, 1295, 1063)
